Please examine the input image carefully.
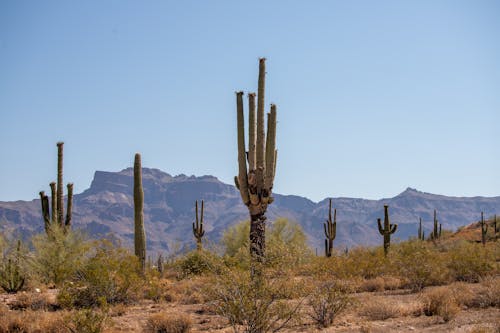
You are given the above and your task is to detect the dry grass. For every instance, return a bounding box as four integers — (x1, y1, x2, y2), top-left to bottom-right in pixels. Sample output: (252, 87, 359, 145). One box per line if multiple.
(466, 276, 500, 308)
(359, 297, 401, 320)
(421, 286, 461, 322)
(9, 291, 56, 311)
(0, 309, 69, 333)
(145, 312, 192, 333)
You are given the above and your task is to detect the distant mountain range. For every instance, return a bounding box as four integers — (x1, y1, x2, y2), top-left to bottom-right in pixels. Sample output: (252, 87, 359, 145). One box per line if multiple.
(1, 168, 499, 253)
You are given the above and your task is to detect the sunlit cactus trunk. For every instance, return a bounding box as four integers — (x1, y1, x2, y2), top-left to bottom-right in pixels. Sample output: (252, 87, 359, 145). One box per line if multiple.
(192, 200, 205, 250)
(39, 142, 73, 235)
(235, 58, 277, 275)
(418, 217, 423, 240)
(377, 205, 397, 256)
(324, 199, 336, 257)
(134, 153, 146, 273)
(480, 212, 488, 246)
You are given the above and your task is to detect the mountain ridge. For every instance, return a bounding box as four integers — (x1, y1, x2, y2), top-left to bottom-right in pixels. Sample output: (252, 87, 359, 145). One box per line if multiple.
(0, 167, 499, 253)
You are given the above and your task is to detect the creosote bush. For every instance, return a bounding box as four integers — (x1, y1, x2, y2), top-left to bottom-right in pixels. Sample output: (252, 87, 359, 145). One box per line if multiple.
(446, 241, 495, 282)
(308, 280, 353, 328)
(175, 250, 225, 279)
(421, 286, 461, 322)
(58, 240, 142, 308)
(146, 312, 192, 333)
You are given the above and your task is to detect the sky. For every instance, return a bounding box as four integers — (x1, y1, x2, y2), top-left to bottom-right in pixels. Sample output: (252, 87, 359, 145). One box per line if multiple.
(0, 1, 499, 202)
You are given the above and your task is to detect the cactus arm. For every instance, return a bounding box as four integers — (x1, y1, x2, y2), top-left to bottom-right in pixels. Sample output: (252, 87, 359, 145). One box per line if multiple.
(323, 222, 329, 239)
(56, 142, 64, 227)
(49, 182, 57, 225)
(248, 93, 256, 171)
(255, 58, 266, 194)
(264, 105, 277, 191)
(390, 223, 397, 234)
(377, 218, 384, 235)
(39, 191, 51, 233)
(234, 176, 240, 190)
(200, 200, 204, 224)
(236, 91, 250, 205)
(65, 183, 73, 228)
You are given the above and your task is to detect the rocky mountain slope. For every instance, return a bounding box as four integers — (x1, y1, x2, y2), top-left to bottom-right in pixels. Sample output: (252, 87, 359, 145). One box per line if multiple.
(1, 168, 499, 253)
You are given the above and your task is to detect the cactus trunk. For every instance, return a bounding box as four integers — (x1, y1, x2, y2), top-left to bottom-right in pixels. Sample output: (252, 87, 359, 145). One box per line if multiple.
(323, 199, 336, 257)
(192, 200, 205, 250)
(134, 153, 146, 273)
(56, 142, 64, 227)
(480, 212, 488, 246)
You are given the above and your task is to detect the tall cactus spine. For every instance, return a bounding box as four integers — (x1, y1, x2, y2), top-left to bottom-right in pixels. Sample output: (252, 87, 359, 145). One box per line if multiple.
(192, 200, 205, 250)
(480, 212, 488, 246)
(134, 153, 146, 273)
(418, 217, 423, 240)
(39, 142, 73, 235)
(323, 199, 336, 257)
(431, 209, 440, 240)
(235, 58, 277, 274)
(377, 205, 397, 256)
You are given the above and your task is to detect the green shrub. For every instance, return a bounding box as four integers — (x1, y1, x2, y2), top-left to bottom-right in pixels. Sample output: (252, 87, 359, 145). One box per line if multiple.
(176, 250, 225, 278)
(58, 240, 142, 308)
(29, 225, 90, 286)
(64, 304, 109, 333)
(0, 239, 26, 293)
(446, 241, 495, 282)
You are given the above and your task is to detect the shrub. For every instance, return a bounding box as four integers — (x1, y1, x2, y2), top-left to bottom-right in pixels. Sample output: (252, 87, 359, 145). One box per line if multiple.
(58, 240, 142, 308)
(0, 240, 26, 293)
(446, 241, 495, 282)
(29, 226, 90, 286)
(359, 297, 401, 320)
(308, 280, 352, 328)
(466, 276, 500, 308)
(421, 286, 460, 322)
(206, 269, 303, 333)
(175, 250, 225, 278)
(146, 312, 192, 333)
(393, 240, 449, 291)
(64, 306, 108, 333)
(10, 291, 56, 311)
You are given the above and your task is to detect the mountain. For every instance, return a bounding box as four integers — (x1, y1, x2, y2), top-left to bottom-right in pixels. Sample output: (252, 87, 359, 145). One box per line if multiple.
(0, 168, 499, 254)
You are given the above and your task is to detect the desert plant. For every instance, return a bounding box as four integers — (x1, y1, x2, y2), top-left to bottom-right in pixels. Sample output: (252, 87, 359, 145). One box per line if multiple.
(192, 200, 205, 250)
(377, 205, 397, 256)
(480, 212, 488, 246)
(417, 217, 425, 241)
(323, 199, 336, 257)
(359, 297, 401, 320)
(176, 250, 225, 279)
(430, 209, 441, 240)
(421, 286, 460, 322)
(58, 240, 142, 307)
(39, 141, 73, 235)
(134, 153, 147, 273)
(0, 240, 25, 293)
(29, 225, 89, 286)
(234, 58, 277, 276)
(207, 269, 302, 333)
(146, 312, 192, 333)
(65, 304, 109, 333)
(447, 240, 494, 282)
(308, 280, 352, 328)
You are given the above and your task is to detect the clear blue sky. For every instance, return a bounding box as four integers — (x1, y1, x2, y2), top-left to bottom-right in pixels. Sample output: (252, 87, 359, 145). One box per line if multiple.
(1, 1, 499, 202)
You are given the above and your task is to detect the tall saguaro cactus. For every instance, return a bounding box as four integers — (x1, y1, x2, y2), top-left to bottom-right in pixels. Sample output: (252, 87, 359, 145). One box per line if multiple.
(377, 205, 397, 256)
(418, 217, 424, 241)
(192, 200, 205, 250)
(39, 142, 73, 235)
(480, 212, 488, 246)
(324, 199, 336, 257)
(494, 214, 498, 241)
(431, 209, 441, 240)
(235, 58, 277, 268)
(134, 153, 146, 273)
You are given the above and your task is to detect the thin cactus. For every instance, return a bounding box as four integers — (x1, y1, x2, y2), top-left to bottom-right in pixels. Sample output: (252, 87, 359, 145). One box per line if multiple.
(192, 200, 205, 250)
(431, 209, 440, 240)
(0, 240, 25, 293)
(494, 214, 498, 241)
(377, 205, 397, 256)
(418, 217, 423, 240)
(39, 142, 73, 235)
(235, 58, 277, 275)
(157, 253, 164, 275)
(323, 199, 336, 257)
(480, 212, 488, 246)
(134, 153, 146, 273)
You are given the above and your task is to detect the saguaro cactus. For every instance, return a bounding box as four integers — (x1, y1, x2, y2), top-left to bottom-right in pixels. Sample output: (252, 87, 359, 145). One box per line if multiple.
(39, 142, 73, 234)
(323, 199, 336, 257)
(192, 200, 205, 250)
(480, 212, 488, 246)
(494, 214, 498, 241)
(418, 217, 423, 240)
(234, 58, 277, 268)
(430, 209, 441, 240)
(377, 205, 397, 256)
(134, 153, 146, 273)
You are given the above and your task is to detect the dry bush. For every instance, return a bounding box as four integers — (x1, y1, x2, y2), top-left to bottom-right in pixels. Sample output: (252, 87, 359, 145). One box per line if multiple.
(171, 276, 212, 305)
(9, 291, 56, 311)
(359, 277, 385, 292)
(145, 312, 192, 333)
(307, 280, 353, 328)
(382, 276, 403, 290)
(469, 325, 500, 333)
(0, 310, 69, 333)
(206, 268, 303, 333)
(421, 286, 460, 322)
(466, 276, 500, 308)
(448, 282, 475, 306)
(110, 303, 127, 317)
(359, 297, 401, 320)
(64, 307, 109, 333)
